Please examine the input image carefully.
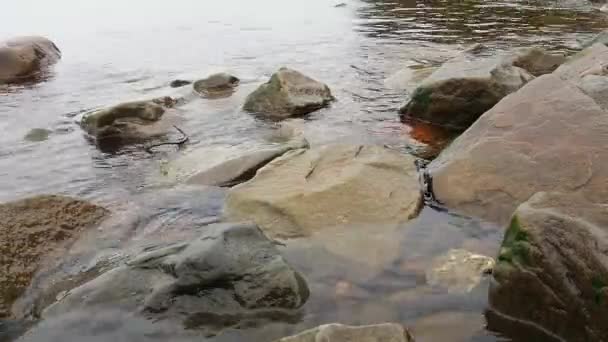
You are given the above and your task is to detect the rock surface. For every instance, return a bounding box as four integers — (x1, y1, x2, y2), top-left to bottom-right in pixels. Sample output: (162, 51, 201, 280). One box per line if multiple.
(243, 67, 334, 119)
(193, 72, 239, 97)
(399, 47, 564, 130)
(0, 36, 61, 84)
(426, 249, 494, 293)
(0, 195, 108, 318)
(275, 323, 414, 342)
(489, 192, 608, 342)
(187, 135, 309, 187)
(428, 59, 608, 224)
(225, 144, 422, 238)
(42, 222, 309, 335)
(81, 97, 176, 145)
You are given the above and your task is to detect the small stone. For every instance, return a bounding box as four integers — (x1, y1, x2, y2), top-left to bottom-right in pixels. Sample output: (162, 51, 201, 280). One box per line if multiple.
(169, 79, 191, 88)
(426, 249, 494, 293)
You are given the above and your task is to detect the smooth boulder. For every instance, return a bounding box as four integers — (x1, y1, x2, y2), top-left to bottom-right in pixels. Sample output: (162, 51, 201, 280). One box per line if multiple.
(193, 72, 239, 97)
(81, 97, 176, 144)
(0, 195, 108, 318)
(275, 323, 414, 342)
(42, 222, 309, 334)
(0, 36, 61, 84)
(489, 192, 608, 342)
(428, 71, 608, 224)
(243, 67, 334, 119)
(225, 144, 421, 239)
(399, 47, 564, 130)
(187, 135, 309, 187)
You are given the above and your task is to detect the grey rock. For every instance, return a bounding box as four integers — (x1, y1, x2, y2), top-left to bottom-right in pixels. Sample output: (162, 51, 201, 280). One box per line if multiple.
(244, 67, 334, 119)
(187, 136, 309, 187)
(42, 222, 309, 335)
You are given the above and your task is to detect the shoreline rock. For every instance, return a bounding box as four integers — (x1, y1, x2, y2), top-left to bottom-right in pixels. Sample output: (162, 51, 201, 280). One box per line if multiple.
(41, 222, 310, 336)
(80, 96, 177, 147)
(225, 144, 422, 239)
(0, 195, 108, 318)
(489, 192, 608, 342)
(0, 36, 61, 84)
(243, 67, 334, 119)
(427, 46, 608, 224)
(399, 47, 565, 130)
(193, 72, 239, 98)
(187, 135, 309, 187)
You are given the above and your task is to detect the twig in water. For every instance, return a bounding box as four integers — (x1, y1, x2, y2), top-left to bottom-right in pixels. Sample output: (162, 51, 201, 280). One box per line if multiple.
(145, 125, 189, 153)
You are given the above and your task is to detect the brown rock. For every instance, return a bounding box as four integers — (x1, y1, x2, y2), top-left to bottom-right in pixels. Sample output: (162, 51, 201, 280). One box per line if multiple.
(0, 36, 61, 84)
(0, 195, 108, 318)
(428, 72, 608, 225)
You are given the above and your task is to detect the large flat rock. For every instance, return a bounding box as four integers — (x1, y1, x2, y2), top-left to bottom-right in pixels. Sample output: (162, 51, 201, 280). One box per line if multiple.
(428, 72, 608, 225)
(225, 144, 422, 239)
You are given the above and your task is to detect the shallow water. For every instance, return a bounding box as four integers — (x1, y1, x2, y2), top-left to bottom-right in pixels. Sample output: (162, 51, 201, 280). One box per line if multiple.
(1, 0, 607, 341)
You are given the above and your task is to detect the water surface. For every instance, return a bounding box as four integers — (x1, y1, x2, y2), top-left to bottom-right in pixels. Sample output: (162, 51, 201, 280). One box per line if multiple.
(1, 1, 606, 341)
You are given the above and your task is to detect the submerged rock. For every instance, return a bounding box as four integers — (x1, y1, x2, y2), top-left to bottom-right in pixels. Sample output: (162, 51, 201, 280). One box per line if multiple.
(489, 192, 608, 342)
(17, 309, 196, 342)
(42, 222, 309, 335)
(399, 47, 564, 130)
(23, 128, 51, 142)
(275, 323, 414, 342)
(187, 136, 309, 187)
(410, 311, 486, 342)
(81, 97, 176, 145)
(0, 36, 61, 84)
(428, 48, 608, 224)
(425, 249, 494, 293)
(243, 67, 334, 119)
(0, 195, 108, 318)
(193, 72, 239, 97)
(225, 144, 421, 238)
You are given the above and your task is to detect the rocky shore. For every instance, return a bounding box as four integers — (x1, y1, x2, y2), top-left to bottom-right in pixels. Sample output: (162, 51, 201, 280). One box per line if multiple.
(2, 26, 608, 342)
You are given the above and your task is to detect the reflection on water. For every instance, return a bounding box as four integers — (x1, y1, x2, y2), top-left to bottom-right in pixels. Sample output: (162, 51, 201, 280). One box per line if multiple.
(357, 0, 607, 48)
(0, 0, 607, 341)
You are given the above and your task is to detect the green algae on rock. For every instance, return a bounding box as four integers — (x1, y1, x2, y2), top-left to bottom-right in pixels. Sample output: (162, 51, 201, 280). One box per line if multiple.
(489, 192, 608, 342)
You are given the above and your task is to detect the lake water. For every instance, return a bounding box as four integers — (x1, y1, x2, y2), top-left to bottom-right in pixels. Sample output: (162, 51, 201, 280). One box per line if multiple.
(1, 0, 606, 341)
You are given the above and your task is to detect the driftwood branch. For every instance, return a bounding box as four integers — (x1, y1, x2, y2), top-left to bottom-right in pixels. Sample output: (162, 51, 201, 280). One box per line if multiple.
(145, 125, 189, 153)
